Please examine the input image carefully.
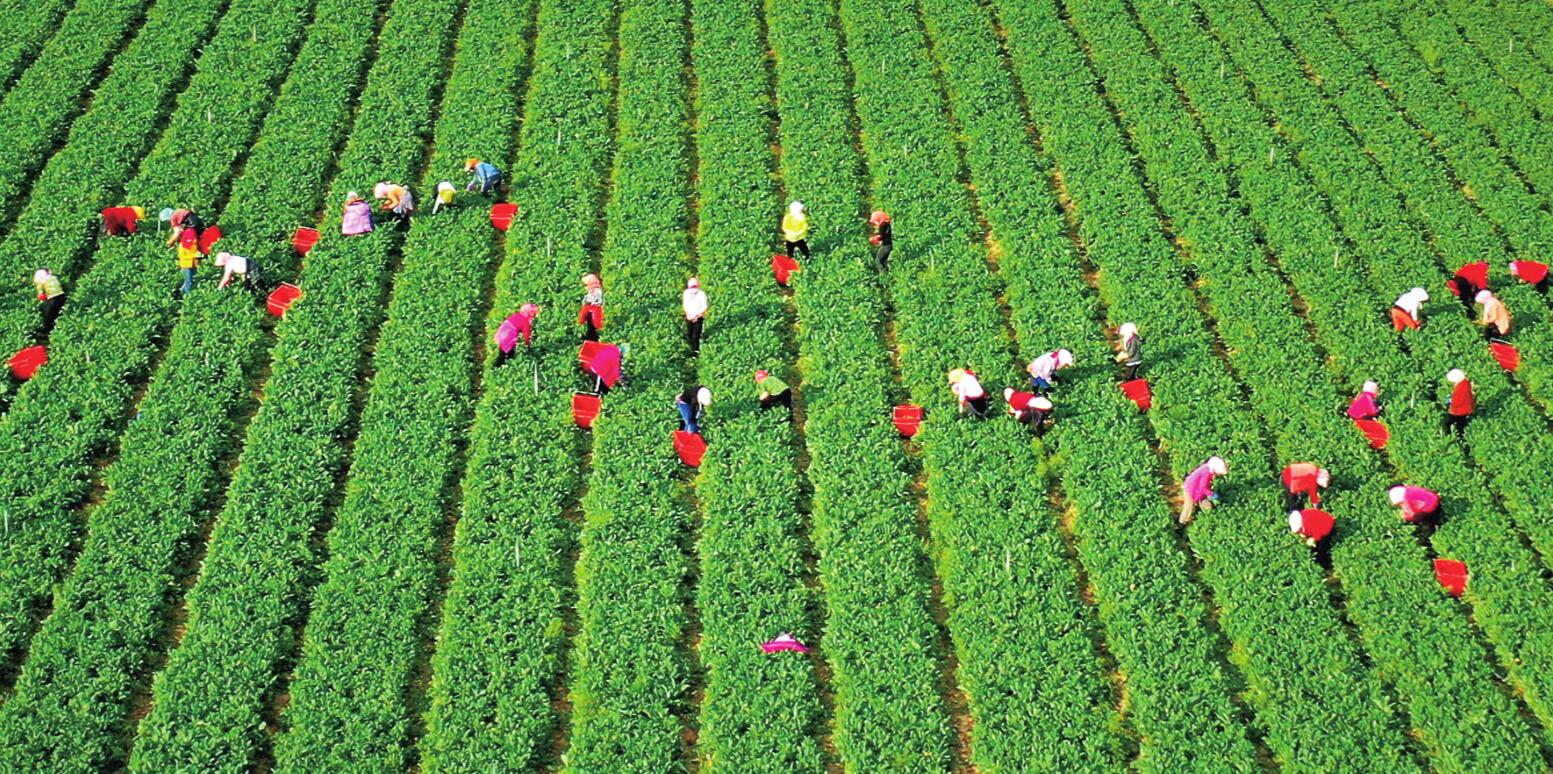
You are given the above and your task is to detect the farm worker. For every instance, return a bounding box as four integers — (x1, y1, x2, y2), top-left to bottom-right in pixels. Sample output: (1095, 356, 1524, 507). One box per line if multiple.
(342, 192, 374, 235)
(1390, 287, 1428, 331)
(755, 369, 792, 412)
(1389, 485, 1440, 526)
(948, 368, 989, 418)
(1115, 323, 1142, 380)
(1179, 456, 1227, 525)
(682, 277, 707, 355)
(1347, 381, 1381, 421)
(591, 343, 623, 392)
(374, 182, 415, 222)
(432, 182, 456, 214)
(1447, 260, 1490, 313)
(465, 158, 502, 194)
(1280, 462, 1330, 510)
(100, 206, 144, 236)
(1509, 259, 1549, 294)
(869, 210, 892, 271)
(675, 386, 712, 434)
(1004, 388, 1052, 435)
(494, 304, 539, 367)
(175, 227, 200, 295)
(1444, 369, 1474, 437)
(32, 269, 64, 326)
(578, 273, 604, 341)
(214, 252, 259, 290)
(1475, 290, 1511, 340)
(781, 200, 811, 259)
(1288, 509, 1335, 549)
(1027, 348, 1074, 394)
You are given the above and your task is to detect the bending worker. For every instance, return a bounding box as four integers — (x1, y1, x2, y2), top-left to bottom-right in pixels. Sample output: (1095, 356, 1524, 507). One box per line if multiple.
(755, 369, 792, 412)
(1475, 290, 1511, 341)
(1288, 509, 1335, 550)
(948, 368, 989, 418)
(1027, 348, 1074, 394)
(465, 158, 502, 194)
(1391, 287, 1428, 331)
(1390, 485, 1440, 526)
(495, 304, 539, 366)
(1347, 381, 1381, 421)
(578, 274, 604, 342)
(1280, 462, 1330, 511)
(101, 206, 145, 236)
(1444, 369, 1474, 437)
(1115, 323, 1142, 381)
(782, 201, 811, 259)
(675, 386, 712, 434)
(215, 252, 259, 290)
(869, 210, 892, 271)
(342, 192, 374, 235)
(1180, 456, 1227, 525)
(33, 269, 64, 326)
(374, 181, 415, 223)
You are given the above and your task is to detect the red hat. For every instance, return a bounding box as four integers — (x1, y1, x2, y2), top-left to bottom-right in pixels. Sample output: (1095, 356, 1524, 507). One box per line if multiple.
(870, 210, 890, 226)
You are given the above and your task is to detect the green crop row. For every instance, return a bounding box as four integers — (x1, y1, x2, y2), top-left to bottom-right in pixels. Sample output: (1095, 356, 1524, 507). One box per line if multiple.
(128, 0, 452, 769)
(0, 0, 230, 360)
(764, 0, 954, 766)
(0, 0, 315, 683)
(1125, 0, 1553, 741)
(0, 0, 154, 237)
(1433, 0, 1553, 129)
(414, 0, 615, 769)
(1375, 0, 1553, 220)
(921, 0, 1272, 769)
(0, 0, 72, 98)
(249, 0, 519, 769)
(1055, 0, 1548, 766)
(992, 0, 1426, 770)
(839, 0, 1145, 769)
(685, 0, 825, 767)
(562, 0, 696, 768)
(1486, 0, 1553, 79)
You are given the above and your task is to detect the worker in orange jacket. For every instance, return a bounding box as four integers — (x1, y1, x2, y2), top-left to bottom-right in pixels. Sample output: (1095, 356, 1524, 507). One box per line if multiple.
(1444, 369, 1474, 437)
(1281, 462, 1330, 512)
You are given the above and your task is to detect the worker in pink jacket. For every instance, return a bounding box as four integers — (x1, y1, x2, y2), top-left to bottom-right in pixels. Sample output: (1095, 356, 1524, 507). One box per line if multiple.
(1179, 456, 1227, 525)
(1347, 381, 1381, 421)
(1389, 485, 1440, 526)
(494, 304, 539, 367)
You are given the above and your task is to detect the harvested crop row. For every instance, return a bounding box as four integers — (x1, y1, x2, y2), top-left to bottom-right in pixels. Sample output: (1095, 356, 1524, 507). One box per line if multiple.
(0, 0, 72, 97)
(918, 0, 1279, 769)
(764, 0, 953, 766)
(686, 0, 825, 767)
(562, 0, 698, 768)
(247, 1, 520, 769)
(1125, 0, 1553, 740)
(991, 0, 1422, 770)
(0, 0, 156, 238)
(837, 0, 1139, 768)
(126, 0, 477, 769)
(0, 0, 317, 685)
(0, 0, 231, 361)
(1053, 0, 1546, 766)
(414, 0, 616, 769)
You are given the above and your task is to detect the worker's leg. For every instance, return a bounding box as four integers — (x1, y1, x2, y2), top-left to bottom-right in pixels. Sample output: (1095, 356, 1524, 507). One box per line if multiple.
(875, 243, 891, 272)
(182, 268, 195, 295)
(678, 401, 697, 433)
(687, 318, 702, 354)
(1179, 497, 1195, 525)
(968, 396, 989, 418)
(777, 389, 793, 413)
(1030, 376, 1051, 395)
(40, 296, 63, 328)
(1122, 363, 1138, 381)
(1537, 277, 1550, 295)
(495, 346, 511, 367)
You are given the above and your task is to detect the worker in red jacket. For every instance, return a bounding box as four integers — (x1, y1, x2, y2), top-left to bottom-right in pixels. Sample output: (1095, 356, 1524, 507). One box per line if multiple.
(1281, 462, 1330, 511)
(1004, 388, 1054, 435)
(1347, 380, 1381, 421)
(1444, 369, 1474, 437)
(1288, 508, 1335, 549)
(100, 206, 145, 236)
(1448, 260, 1490, 314)
(1509, 260, 1549, 294)
(1390, 485, 1440, 526)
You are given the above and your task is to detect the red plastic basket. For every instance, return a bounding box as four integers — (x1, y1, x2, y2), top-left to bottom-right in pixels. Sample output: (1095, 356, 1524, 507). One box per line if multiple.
(892, 405, 922, 438)
(1433, 558, 1468, 598)
(8, 345, 46, 380)
(1353, 419, 1389, 449)
(267, 283, 303, 317)
(1490, 341, 1520, 372)
(572, 393, 601, 429)
(578, 340, 606, 369)
(771, 254, 799, 287)
(1120, 378, 1152, 411)
(490, 203, 519, 231)
(674, 430, 707, 467)
(292, 227, 320, 255)
(197, 225, 222, 255)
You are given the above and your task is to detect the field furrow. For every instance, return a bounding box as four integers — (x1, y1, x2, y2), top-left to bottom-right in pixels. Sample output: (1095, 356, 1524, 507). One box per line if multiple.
(765, 0, 955, 766)
(687, 0, 826, 768)
(414, 0, 618, 769)
(0, 0, 316, 692)
(1053, 0, 1549, 766)
(1121, 0, 1553, 742)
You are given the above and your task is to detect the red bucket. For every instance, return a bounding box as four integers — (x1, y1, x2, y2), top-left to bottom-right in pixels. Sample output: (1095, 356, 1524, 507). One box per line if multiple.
(1353, 419, 1389, 449)
(771, 254, 799, 286)
(892, 405, 922, 438)
(572, 393, 601, 429)
(1490, 341, 1520, 372)
(674, 430, 707, 467)
(267, 283, 303, 317)
(8, 345, 46, 380)
(292, 227, 320, 255)
(490, 203, 519, 231)
(197, 225, 222, 255)
(1433, 558, 1468, 598)
(1120, 379, 1152, 411)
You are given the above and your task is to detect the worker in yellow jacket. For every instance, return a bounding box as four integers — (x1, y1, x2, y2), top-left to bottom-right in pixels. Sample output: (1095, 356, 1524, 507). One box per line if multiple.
(781, 200, 811, 259)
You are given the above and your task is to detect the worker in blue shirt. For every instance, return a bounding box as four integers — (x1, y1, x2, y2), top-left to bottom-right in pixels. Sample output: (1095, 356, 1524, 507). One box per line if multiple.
(465, 158, 502, 195)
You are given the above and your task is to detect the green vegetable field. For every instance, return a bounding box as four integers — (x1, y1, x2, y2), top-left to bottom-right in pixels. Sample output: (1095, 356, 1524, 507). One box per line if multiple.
(3, 0, 1553, 769)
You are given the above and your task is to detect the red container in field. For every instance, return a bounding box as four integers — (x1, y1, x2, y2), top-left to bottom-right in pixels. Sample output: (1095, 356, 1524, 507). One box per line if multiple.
(771, 254, 799, 287)
(1353, 419, 1389, 449)
(8, 345, 46, 380)
(267, 283, 302, 317)
(1490, 341, 1520, 372)
(1120, 378, 1152, 411)
(572, 393, 601, 429)
(578, 340, 605, 370)
(292, 227, 320, 255)
(1433, 558, 1468, 598)
(893, 405, 923, 438)
(197, 225, 222, 255)
(490, 203, 518, 231)
(674, 430, 706, 467)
